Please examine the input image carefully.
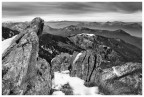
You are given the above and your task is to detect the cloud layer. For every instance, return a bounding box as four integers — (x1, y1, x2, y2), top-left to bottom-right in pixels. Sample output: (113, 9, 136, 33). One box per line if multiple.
(2, 2, 142, 22)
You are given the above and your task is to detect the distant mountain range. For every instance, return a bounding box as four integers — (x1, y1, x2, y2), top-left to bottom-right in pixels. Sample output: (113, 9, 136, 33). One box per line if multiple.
(43, 25, 142, 49)
(45, 21, 142, 37)
(2, 21, 142, 50)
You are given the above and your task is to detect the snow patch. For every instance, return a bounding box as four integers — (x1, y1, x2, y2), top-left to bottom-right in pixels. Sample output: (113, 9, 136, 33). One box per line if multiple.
(73, 52, 82, 64)
(53, 91, 65, 95)
(52, 71, 99, 95)
(78, 33, 95, 37)
(2, 35, 17, 54)
(86, 34, 95, 36)
(112, 67, 121, 76)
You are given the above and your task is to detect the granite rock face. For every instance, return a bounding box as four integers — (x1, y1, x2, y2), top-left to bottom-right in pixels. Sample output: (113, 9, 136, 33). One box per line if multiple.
(52, 51, 142, 95)
(51, 34, 142, 94)
(2, 17, 52, 95)
(98, 62, 142, 95)
(51, 53, 72, 72)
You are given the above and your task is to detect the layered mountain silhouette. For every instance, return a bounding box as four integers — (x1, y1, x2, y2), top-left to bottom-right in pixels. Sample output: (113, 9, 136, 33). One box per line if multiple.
(43, 25, 142, 49)
(45, 21, 142, 37)
(2, 18, 142, 95)
(3, 21, 142, 49)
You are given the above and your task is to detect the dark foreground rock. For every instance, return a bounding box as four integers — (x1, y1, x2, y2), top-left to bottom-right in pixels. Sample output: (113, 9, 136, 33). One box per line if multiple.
(2, 17, 52, 95)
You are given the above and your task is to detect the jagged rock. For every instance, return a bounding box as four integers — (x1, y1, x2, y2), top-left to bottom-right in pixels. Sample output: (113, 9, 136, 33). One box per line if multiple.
(50, 36, 142, 95)
(51, 53, 72, 72)
(118, 72, 142, 95)
(53, 49, 142, 95)
(96, 62, 142, 95)
(100, 62, 142, 81)
(69, 33, 142, 63)
(60, 83, 73, 95)
(24, 57, 52, 95)
(70, 54, 142, 95)
(2, 17, 52, 95)
(70, 50, 99, 82)
(69, 33, 97, 49)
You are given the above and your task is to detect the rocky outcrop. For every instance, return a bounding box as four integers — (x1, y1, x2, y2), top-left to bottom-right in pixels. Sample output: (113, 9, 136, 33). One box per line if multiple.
(97, 62, 142, 95)
(69, 33, 142, 63)
(2, 17, 52, 95)
(24, 57, 52, 95)
(51, 53, 72, 72)
(51, 48, 142, 95)
(69, 33, 97, 49)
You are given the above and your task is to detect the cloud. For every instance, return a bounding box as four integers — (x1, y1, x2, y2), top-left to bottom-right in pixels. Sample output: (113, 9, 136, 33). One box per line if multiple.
(2, 2, 142, 22)
(2, 2, 142, 16)
(111, 2, 142, 13)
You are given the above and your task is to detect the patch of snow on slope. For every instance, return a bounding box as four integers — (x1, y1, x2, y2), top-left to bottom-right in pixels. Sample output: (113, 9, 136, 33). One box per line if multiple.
(112, 67, 121, 77)
(73, 52, 82, 64)
(2, 35, 17, 54)
(52, 70, 99, 95)
(78, 33, 95, 37)
(53, 91, 65, 95)
(86, 34, 95, 36)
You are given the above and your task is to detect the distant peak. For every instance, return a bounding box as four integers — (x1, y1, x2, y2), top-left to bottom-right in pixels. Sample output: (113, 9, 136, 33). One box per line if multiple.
(114, 29, 130, 36)
(30, 17, 44, 35)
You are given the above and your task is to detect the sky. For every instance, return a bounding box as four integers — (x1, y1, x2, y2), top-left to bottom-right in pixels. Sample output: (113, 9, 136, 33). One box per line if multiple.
(2, 2, 142, 22)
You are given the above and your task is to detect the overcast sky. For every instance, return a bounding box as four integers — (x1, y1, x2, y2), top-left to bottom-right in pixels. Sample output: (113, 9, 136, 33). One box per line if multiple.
(2, 2, 142, 22)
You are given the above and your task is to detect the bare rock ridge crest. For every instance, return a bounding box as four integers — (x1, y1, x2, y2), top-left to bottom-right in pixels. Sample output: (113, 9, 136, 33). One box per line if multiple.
(2, 17, 52, 95)
(2, 17, 142, 95)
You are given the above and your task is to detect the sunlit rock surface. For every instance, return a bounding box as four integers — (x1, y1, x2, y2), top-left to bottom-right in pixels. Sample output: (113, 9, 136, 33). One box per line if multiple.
(2, 17, 52, 95)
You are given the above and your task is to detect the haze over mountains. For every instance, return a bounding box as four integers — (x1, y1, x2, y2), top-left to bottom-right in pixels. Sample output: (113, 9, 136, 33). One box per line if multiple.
(45, 21, 142, 37)
(2, 21, 142, 49)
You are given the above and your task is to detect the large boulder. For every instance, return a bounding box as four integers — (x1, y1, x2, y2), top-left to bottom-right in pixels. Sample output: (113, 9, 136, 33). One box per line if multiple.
(24, 57, 52, 95)
(51, 53, 72, 72)
(69, 33, 97, 49)
(70, 50, 99, 82)
(94, 62, 142, 95)
(2, 17, 52, 95)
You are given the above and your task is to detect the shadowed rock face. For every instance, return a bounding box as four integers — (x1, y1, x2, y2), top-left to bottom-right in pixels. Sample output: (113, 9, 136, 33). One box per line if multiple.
(2, 27, 20, 40)
(2, 17, 52, 95)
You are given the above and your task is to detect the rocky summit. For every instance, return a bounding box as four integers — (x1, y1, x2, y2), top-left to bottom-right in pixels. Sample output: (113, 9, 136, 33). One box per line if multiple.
(2, 17, 142, 95)
(2, 17, 52, 95)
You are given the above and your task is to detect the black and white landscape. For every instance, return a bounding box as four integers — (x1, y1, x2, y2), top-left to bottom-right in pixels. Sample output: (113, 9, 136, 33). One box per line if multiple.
(2, 2, 142, 95)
